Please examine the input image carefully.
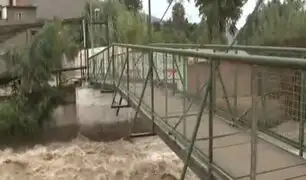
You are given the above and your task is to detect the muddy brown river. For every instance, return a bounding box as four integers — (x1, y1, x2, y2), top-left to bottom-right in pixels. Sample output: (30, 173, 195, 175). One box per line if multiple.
(0, 87, 198, 180)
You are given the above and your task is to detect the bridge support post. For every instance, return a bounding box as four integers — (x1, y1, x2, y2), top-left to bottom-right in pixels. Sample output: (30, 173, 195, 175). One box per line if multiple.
(208, 59, 216, 179)
(111, 49, 131, 116)
(112, 45, 115, 87)
(182, 55, 187, 137)
(299, 71, 306, 157)
(115, 97, 123, 116)
(172, 55, 176, 95)
(250, 66, 258, 180)
(149, 49, 156, 134)
(163, 53, 168, 123)
(126, 47, 130, 106)
(129, 64, 152, 137)
(111, 57, 127, 107)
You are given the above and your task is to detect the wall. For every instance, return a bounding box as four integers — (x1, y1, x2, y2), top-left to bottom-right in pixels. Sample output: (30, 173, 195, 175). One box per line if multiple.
(6, 7, 36, 22)
(0, 0, 9, 6)
(0, 27, 38, 75)
(0, 27, 38, 50)
(15, 0, 29, 6)
(75, 87, 149, 140)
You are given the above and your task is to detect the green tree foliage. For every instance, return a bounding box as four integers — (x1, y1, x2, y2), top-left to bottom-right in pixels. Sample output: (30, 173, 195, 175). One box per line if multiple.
(238, 0, 306, 47)
(6, 20, 79, 93)
(172, 2, 186, 28)
(85, 0, 148, 45)
(86, 0, 202, 45)
(0, 20, 80, 136)
(119, 0, 142, 11)
(193, 0, 246, 43)
(151, 1, 197, 43)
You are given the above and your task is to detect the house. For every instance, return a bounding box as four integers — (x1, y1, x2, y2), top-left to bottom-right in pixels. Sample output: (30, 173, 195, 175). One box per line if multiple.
(0, 0, 39, 49)
(0, 0, 87, 47)
(0, 0, 86, 82)
(0, 0, 37, 22)
(0, 0, 38, 73)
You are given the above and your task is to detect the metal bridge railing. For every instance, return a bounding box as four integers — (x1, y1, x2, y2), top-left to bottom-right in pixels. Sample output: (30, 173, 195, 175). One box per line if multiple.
(150, 43, 306, 57)
(88, 43, 306, 180)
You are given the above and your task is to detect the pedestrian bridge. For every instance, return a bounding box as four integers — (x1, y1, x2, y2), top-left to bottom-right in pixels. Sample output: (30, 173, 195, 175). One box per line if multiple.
(87, 43, 306, 180)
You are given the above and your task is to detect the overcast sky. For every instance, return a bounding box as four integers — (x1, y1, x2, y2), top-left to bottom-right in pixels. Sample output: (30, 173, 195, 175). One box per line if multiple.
(142, 0, 257, 29)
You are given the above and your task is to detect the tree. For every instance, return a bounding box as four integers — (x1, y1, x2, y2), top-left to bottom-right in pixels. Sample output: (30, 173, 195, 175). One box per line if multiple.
(193, 0, 246, 43)
(0, 20, 80, 136)
(119, 0, 142, 12)
(238, 0, 306, 47)
(4, 20, 79, 93)
(172, 2, 185, 29)
(85, 0, 148, 45)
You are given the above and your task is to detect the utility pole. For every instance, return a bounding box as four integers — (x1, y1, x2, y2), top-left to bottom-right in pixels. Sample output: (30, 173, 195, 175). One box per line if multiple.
(88, 0, 94, 55)
(148, 0, 152, 43)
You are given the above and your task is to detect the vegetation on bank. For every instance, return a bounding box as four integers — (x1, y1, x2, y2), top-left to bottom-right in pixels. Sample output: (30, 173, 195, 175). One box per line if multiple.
(0, 20, 80, 137)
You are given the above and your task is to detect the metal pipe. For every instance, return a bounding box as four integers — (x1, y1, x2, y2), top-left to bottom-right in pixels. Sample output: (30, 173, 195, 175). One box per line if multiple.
(112, 45, 115, 86)
(106, 19, 110, 78)
(149, 43, 306, 55)
(174, 56, 184, 89)
(112, 43, 306, 70)
(163, 53, 168, 124)
(132, 67, 152, 126)
(208, 59, 215, 179)
(180, 70, 211, 180)
(149, 50, 155, 133)
(182, 55, 187, 136)
(148, 0, 154, 133)
(299, 70, 305, 157)
(216, 68, 234, 116)
(142, 54, 145, 79)
(172, 55, 176, 94)
(126, 47, 130, 104)
(250, 66, 258, 180)
(102, 52, 112, 84)
(85, 18, 90, 80)
(111, 57, 128, 106)
(233, 51, 238, 116)
(148, 0, 152, 44)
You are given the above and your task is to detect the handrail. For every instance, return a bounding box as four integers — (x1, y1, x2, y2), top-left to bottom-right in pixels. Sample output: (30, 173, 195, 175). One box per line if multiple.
(150, 43, 306, 54)
(112, 43, 306, 69)
(88, 43, 306, 61)
(88, 45, 111, 60)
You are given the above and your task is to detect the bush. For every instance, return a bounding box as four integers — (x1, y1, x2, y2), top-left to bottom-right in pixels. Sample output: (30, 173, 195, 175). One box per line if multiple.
(0, 87, 62, 137)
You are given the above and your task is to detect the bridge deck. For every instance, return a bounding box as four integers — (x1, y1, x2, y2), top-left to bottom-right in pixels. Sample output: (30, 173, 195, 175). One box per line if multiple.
(117, 83, 306, 180)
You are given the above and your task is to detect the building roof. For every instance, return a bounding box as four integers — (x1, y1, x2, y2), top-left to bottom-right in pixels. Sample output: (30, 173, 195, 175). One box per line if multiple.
(1, 5, 37, 9)
(29, 0, 86, 19)
(0, 17, 82, 44)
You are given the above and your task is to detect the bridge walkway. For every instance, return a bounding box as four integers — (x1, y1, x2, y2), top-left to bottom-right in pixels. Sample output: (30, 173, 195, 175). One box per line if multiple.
(116, 82, 306, 180)
(89, 43, 306, 180)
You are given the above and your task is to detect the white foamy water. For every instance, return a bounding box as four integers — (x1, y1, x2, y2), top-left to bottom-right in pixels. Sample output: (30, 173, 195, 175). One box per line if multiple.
(0, 135, 198, 180)
(0, 87, 199, 180)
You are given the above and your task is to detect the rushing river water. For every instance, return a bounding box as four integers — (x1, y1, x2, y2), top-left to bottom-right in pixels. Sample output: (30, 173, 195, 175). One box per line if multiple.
(0, 87, 199, 180)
